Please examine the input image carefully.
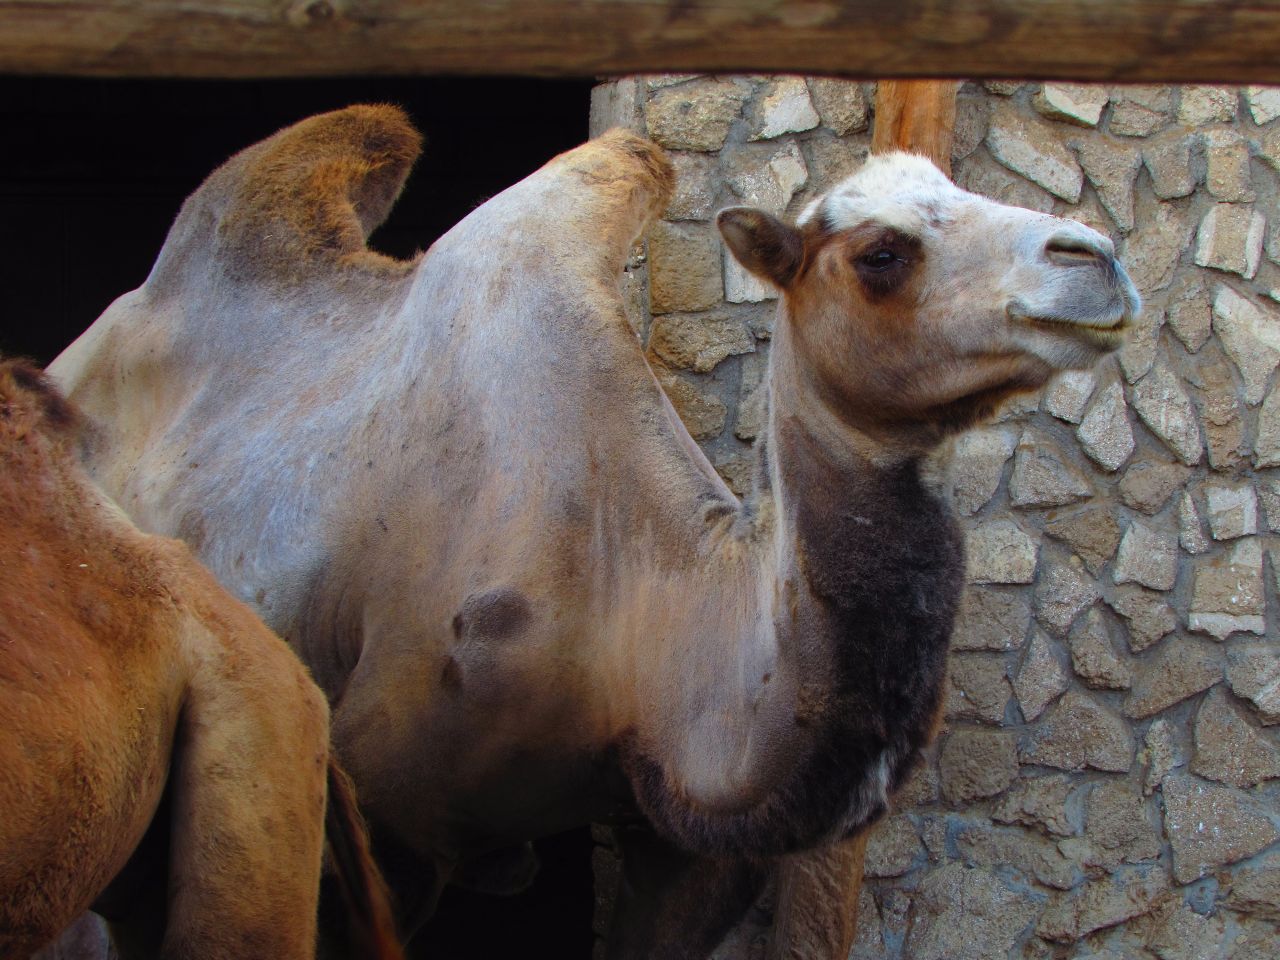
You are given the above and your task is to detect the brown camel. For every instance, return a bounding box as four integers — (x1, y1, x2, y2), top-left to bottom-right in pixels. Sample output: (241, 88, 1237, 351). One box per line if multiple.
(0, 360, 400, 960)
(50, 106, 1137, 957)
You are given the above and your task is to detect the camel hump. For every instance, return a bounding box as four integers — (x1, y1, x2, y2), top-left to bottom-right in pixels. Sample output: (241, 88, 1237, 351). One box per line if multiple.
(556, 128, 674, 224)
(150, 104, 423, 292)
(0, 358, 80, 443)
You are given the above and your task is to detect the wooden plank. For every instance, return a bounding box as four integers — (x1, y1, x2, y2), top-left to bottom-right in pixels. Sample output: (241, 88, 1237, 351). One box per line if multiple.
(871, 79, 961, 176)
(1, 1, 1279, 82)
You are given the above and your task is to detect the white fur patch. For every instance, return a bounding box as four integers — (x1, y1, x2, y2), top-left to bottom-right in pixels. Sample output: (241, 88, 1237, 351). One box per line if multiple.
(800, 151, 967, 236)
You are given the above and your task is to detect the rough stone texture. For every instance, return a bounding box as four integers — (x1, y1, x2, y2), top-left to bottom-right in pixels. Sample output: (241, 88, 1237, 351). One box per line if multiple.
(1140, 900, 1229, 960)
(647, 221, 723, 314)
(647, 312, 753, 372)
(1008, 430, 1093, 507)
(805, 78, 868, 135)
(992, 773, 1080, 837)
(1043, 507, 1121, 576)
(651, 363, 726, 441)
(968, 520, 1040, 585)
(1190, 686, 1280, 787)
(646, 78, 749, 151)
(986, 103, 1083, 202)
(1201, 481, 1259, 539)
(956, 821, 1079, 889)
(1076, 380, 1135, 471)
(1194, 204, 1266, 280)
(1260, 476, 1280, 532)
(1124, 636, 1223, 718)
(723, 255, 775, 304)
(1255, 382, 1280, 467)
(1142, 133, 1197, 200)
(1212, 285, 1280, 405)
(956, 149, 1056, 214)
(1109, 86, 1173, 137)
(1141, 718, 1182, 794)
(950, 427, 1018, 515)
(1075, 138, 1141, 233)
(864, 814, 924, 878)
(903, 863, 1041, 960)
(1068, 608, 1133, 689)
(748, 76, 820, 140)
(1178, 85, 1239, 125)
(1076, 778, 1163, 867)
(1188, 537, 1268, 639)
(1130, 361, 1203, 465)
(1245, 85, 1280, 123)
(1036, 864, 1168, 941)
(1015, 630, 1071, 722)
(952, 587, 1032, 652)
(723, 140, 808, 215)
(948, 654, 1013, 724)
(1033, 84, 1108, 127)
(1192, 355, 1247, 470)
(941, 729, 1020, 803)
(1034, 555, 1101, 635)
(1117, 299, 1164, 383)
(1224, 848, 1280, 920)
(1107, 586, 1177, 654)
(1112, 518, 1177, 591)
(1166, 276, 1213, 350)
(1163, 774, 1280, 883)
(664, 151, 719, 220)
(1203, 128, 1255, 202)
(1178, 491, 1212, 555)
(1020, 690, 1134, 772)
(1225, 643, 1280, 724)
(1041, 371, 1096, 423)
(1118, 457, 1192, 514)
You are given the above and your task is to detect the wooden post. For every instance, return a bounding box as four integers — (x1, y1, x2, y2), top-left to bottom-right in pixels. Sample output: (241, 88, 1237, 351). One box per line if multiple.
(871, 79, 962, 176)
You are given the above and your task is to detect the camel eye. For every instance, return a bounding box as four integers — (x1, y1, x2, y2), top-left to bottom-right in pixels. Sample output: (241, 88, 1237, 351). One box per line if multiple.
(861, 248, 900, 271)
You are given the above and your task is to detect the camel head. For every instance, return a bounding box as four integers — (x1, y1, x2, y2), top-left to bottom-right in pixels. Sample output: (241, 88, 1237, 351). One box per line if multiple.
(718, 152, 1139, 444)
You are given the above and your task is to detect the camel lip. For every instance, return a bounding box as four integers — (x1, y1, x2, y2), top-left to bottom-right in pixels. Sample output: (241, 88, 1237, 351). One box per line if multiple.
(1007, 307, 1131, 348)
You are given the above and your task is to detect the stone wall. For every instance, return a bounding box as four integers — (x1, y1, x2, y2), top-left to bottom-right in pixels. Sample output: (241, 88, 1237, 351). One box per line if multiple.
(589, 77, 1280, 959)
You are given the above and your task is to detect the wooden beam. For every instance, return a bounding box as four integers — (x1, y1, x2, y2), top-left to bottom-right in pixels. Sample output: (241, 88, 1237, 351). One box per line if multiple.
(871, 80, 961, 176)
(2, 1, 1280, 83)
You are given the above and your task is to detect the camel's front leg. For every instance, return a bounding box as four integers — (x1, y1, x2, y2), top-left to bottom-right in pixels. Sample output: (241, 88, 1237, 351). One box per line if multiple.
(765, 832, 869, 960)
(605, 824, 769, 960)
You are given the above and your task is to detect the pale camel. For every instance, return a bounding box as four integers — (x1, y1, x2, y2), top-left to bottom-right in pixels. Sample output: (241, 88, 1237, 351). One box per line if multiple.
(0, 360, 400, 960)
(50, 106, 1137, 957)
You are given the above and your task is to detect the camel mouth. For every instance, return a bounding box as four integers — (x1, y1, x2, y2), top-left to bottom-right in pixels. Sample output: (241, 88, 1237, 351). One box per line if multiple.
(1007, 307, 1130, 351)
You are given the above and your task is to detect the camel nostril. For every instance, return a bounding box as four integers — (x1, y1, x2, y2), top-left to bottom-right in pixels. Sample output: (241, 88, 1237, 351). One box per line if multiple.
(1045, 233, 1111, 266)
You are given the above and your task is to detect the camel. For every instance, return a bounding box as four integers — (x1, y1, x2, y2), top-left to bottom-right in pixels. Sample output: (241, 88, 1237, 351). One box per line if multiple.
(0, 360, 400, 960)
(50, 105, 1138, 957)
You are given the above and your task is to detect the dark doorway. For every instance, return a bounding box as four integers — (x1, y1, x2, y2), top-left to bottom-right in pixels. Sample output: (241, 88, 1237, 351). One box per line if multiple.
(0, 74, 598, 960)
(0, 75, 593, 365)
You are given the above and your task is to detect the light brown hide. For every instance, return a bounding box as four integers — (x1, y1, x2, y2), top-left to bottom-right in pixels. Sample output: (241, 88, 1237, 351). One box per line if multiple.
(0, 362, 399, 960)
(50, 107, 1136, 958)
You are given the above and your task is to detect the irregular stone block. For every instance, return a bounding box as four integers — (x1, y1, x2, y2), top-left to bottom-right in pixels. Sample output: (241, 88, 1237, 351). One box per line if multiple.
(748, 77, 819, 140)
(1162, 773, 1280, 883)
(1177, 85, 1239, 124)
(1041, 370, 1096, 423)
(1224, 848, 1280, 920)
(849, 884, 885, 959)
(646, 77, 750, 151)
(1124, 636, 1223, 718)
(1178, 491, 1212, 555)
(1107, 585, 1177, 653)
(1077, 379, 1135, 471)
(1225, 643, 1280, 724)
(951, 93, 989, 162)
(1130, 361, 1204, 465)
(1044, 506, 1121, 576)
(648, 312, 753, 373)
(1020, 690, 1134, 772)
(1191, 686, 1280, 787)
(1014, 630, 1071, 722)
(1035, 555, 1101, 635)
(903, 863, 1040, 960)
(1121, 191, 1192, 294)
(1255, 382, 1280, 467)
(733, 351, 767, 442)
(954, 148, 1056, 214)
(1142, 132, 1197, 200)
(1076, 137, 1141, 233)
(1245, 85, 1280, 125)
(946, 653, 1013, 724)
(800, 130, 869, 187)
(1188, 537, 1267, 639)
(1195, 204, 1266, 279)
(950, 426, 1018, 515)
(1109, 86, 1173, 136)
(723, 140, 808, 215)
(1212, 285, 1280, 405)
(712, 453, 752, 497)
(805, 77, 868, 135)
(1165, 275, 1212, 350)
(1192, 356, 1246, 471)
(651, 363, 726, 441)
(951, 586, 1032, 652)
(986, 102, 1083, 201)
(992, 773, 1080, 837)
(967, 519, 1040, 585)
(1202, 482, 1259, 539)
(647, 221, 723, 314)
(1069, 607, 1133, 689)
(1117, 299, 1165, 383)
(723, 254, 775, 304)
(664, 151, 719, 221)
(1036, 863, 1168, 941)
(1118, 457, 1192, 514)
(1141, 899, 1229, 960)
(1083, 778, 1162, 865)
(864, 814, 923, 878)
(1203, 128, 1255, 202)
(1033, 83, 1108, 127)
(1113, 518, 1177, 592)
(1141, 717, 1183, 794)
(940, 728, 1019, 802)
(1008, 429, 1093, 508)
(955, 821, 1080, 889)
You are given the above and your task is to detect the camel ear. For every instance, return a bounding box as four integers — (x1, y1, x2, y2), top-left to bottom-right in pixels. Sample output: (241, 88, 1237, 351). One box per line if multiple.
(717, 207, 803, 290)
